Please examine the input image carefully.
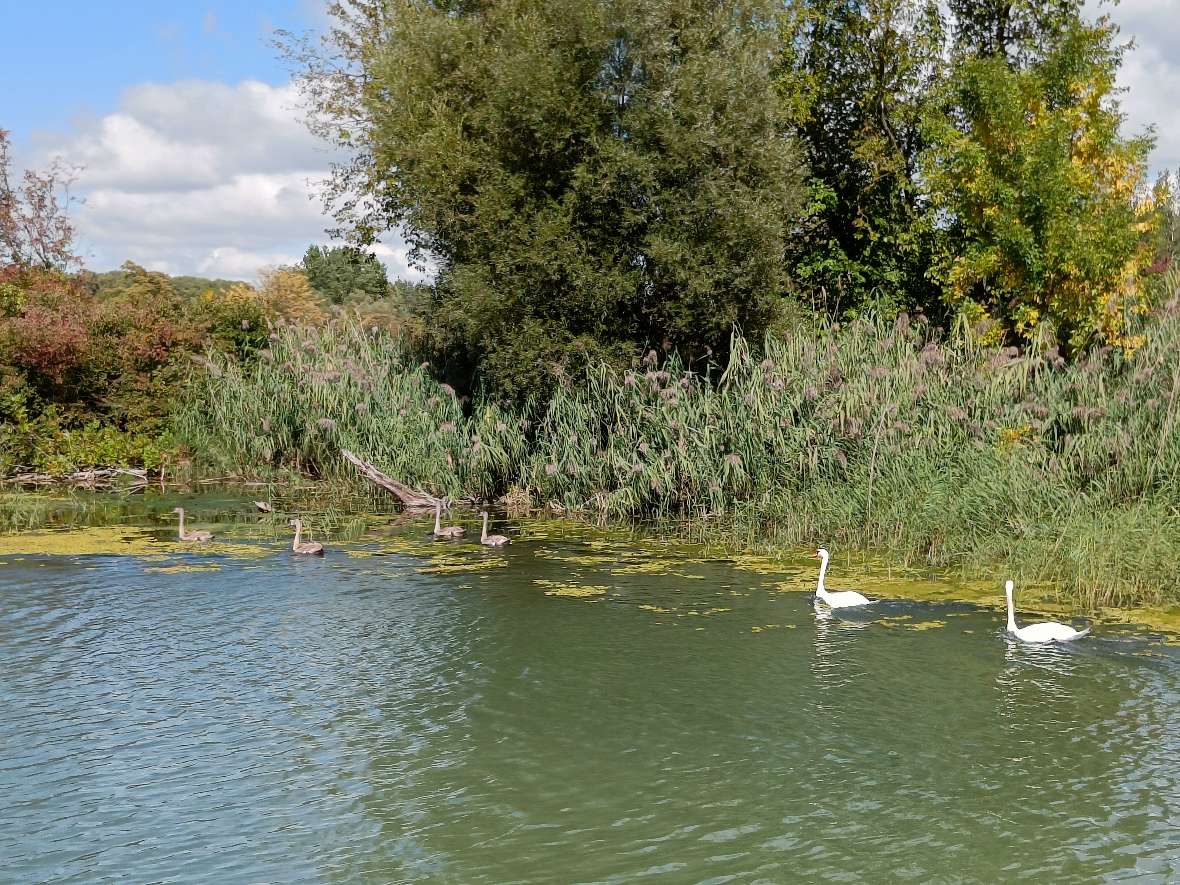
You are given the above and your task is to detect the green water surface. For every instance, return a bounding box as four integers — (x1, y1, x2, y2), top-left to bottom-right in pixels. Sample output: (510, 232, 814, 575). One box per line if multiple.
(1, 494, 1177, 883)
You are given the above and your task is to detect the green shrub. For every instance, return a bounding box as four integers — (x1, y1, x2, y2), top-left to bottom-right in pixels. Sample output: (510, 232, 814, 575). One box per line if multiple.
(0, 406, 174, 474)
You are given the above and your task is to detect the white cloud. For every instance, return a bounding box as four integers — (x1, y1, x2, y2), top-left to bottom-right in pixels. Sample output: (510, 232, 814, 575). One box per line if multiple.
(1119, 43, 1180, 175)
(198, 246, 303, 278)
(33, 79, 422, 282)
(1098, 0, 1180, 176)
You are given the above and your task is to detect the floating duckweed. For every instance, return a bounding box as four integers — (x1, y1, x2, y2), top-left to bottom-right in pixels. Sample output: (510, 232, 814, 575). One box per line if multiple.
(0, 526, 166, 558)
(1094, 605, 1180, 636)
(357, 536, 442, 557)
(732, 554, 794, 575)
(537, 551, 619, 567)
(768, 580, 813, 593)
(905, 619, 947, 631)
(419, 556, 508, 575)
(0, 526, 272, 562)
(638, 604, 674, 613)
(613, 558, 702, 575)
(534, 579, 609, 598)
(583, 539, 619, 550)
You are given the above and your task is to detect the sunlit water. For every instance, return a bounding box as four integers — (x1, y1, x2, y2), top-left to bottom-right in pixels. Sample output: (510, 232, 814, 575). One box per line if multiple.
(1, 496, 1178, 883)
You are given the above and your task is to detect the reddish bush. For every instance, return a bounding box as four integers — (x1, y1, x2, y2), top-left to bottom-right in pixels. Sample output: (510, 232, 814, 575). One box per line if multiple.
(4, 301, 90, 385)
(0, 264, 205, 430)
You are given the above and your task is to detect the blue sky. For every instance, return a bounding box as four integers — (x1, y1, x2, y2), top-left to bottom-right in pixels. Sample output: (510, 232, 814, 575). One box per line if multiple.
(0, 1, 396, 280)
(3, 1, 307, 136)
(1, 1, 1176, 280)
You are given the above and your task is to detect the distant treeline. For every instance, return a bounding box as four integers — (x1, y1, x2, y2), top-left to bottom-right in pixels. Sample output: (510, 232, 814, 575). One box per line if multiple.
(0, 241, 425, 475)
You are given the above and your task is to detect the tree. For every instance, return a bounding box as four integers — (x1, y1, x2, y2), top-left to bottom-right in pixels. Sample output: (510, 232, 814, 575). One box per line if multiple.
(1149, 171, 1179, 271)
(302, 244, 389, 304)
(190, 284, 269, 360)
(86, 263, 201, 427)
(922, 10, 1155, 350)
(285, 0, 807, 401)
(947, 0, 1082, 63)
(256, 268, 327, 326)
(782, 0, 945, 316)
(0, 263, 202, 430)
(0, 128, 81, 271)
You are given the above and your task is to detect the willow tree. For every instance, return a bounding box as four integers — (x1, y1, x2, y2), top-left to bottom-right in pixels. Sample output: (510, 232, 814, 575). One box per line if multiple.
(285, 0, 806, 401)
(922, 7, 1155, 350)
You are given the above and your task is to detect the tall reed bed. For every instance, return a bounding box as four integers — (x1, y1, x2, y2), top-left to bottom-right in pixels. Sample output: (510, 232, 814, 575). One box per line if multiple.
(185, 296, 1180, 607)
(532, 302, 1180, 606)
(179, 323, 525, 500)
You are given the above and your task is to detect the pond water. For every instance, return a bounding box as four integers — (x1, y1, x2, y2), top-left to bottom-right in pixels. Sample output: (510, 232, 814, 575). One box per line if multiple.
(1, 494, 1178, 883)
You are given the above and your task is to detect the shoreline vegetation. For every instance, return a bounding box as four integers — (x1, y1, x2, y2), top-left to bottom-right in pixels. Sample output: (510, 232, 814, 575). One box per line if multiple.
(4, 277, 1180, 614)
(2, 487, 1178, 636)
(177, 293, 1180, 613)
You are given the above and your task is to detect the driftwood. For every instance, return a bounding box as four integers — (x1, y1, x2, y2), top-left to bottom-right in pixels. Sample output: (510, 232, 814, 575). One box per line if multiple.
(3, 467, 149, 489)
(341, 450, 440, 508)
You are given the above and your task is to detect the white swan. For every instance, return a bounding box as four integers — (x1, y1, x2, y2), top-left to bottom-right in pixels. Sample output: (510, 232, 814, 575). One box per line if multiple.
(172, 507, 212, 542)
(813, 548, 873, 608)
(433, 500, 465, 539)
(479, 511, 510, 547)
(1004, 580, 1090, 643)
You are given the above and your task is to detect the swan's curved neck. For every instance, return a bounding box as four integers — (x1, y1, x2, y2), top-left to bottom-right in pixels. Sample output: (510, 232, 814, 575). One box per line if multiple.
(292, 520, 302, 549)
(816, 553, 830, 593)
(481, 512, 489, 542)
(434, 503, 442, 533)
(1005, 585, 1018, 633)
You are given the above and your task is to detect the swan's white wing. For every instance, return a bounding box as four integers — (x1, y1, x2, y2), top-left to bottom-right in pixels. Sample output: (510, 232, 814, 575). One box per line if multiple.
(825, 590, 872, 608)
(1014, 621, 1084, 643)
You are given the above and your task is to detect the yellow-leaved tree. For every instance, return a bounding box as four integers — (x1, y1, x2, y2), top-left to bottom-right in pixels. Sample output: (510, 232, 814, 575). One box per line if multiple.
(254, 268, 327, 327)
(922, 12, 1156, 352)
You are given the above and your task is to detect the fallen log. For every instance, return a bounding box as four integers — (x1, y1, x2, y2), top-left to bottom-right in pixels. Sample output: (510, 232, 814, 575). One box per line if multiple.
(341, 450, 440, 508)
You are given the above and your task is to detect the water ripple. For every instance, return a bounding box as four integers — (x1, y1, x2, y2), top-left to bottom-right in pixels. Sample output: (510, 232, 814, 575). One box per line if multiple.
(1, 539, 1177, 883)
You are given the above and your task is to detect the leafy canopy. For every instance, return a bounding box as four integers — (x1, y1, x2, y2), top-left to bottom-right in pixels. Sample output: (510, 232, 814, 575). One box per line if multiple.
(302, 244, 389, 304)
(782, 0, 944, 316)
(922, 10, 1155, 350)
(289, 0, 807, 401)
